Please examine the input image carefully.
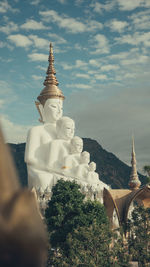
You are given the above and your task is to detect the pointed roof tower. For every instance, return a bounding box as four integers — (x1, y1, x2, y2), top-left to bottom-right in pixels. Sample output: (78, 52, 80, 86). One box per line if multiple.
(128, 136, 141, 190)
(37, 43, 65, 106)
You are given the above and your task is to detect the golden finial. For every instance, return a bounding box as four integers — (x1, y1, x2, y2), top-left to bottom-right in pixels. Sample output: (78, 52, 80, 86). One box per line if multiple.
(129, 136, 141, 190)
(37, 43, 65, 106)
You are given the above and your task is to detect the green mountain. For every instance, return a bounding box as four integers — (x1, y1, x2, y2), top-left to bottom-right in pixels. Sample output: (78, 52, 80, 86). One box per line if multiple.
(8, 138, 146, 189)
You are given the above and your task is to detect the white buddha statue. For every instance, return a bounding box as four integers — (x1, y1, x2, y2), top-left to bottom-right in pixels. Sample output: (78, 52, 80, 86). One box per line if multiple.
(25, 43, 109, 200)
(61, 136, 83, 174)
(25, 43, 65, 191)
(47, 116, 75, 172)
(74, 151, 90, 182)
(87, 162, 99, 185)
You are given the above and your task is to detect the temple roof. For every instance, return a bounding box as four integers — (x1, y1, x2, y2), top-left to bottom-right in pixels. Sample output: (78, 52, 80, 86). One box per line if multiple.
(103, 185, 150, 227)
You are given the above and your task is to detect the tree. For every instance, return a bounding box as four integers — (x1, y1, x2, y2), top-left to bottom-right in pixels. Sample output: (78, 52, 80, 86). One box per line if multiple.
(127, 205, 150, 266)
(112, 228, 130, 267)
(45, 180, 109, 250)
(45, 179, 130, 267)
(48, 221, 112, 267)
(143, 165, 150, 184)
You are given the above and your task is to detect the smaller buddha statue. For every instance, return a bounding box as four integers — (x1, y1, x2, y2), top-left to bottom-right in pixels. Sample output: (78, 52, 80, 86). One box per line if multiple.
(47, 116, 75, 172)
(74, 151, 90, 182)
(87, 162, 99, 185)
(61, 136, 83, 174)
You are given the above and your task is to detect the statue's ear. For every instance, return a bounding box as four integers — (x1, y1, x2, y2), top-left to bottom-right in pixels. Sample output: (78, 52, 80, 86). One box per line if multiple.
(35, 101, 45, 123)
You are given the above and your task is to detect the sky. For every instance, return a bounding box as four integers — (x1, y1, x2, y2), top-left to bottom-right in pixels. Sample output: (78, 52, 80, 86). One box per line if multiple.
(0, 0, 150, 173)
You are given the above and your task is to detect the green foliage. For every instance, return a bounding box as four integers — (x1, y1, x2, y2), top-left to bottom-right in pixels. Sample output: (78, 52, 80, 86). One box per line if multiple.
(48, 221, 112, 267)
(127, 205, 150, 266)
(45, 179, 108, 249)
(45, 180, 130, 267)
(143, 165, 150, 184)
(112, 229, 130, 267)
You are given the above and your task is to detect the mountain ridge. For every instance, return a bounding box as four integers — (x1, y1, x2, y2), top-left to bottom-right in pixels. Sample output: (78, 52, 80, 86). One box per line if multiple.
(8, 138, 146, 189)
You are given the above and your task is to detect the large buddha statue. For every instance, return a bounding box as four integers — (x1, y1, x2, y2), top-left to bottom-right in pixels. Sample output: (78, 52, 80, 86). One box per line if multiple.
(25, 44, 65, 191)
(25, 43, 109, 200)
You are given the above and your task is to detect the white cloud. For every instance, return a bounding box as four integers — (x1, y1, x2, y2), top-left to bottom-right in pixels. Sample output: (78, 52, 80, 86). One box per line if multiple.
(7, 34, 32, 47)
(40, 10, 86, 33)
(61, 63, 73, 70)
(86, 20, 103, 31)
(0, 21, 19, 34)
(21, 19, 49, 30)
(74, 43, 83, 50)
(30, 0, 41, 4)
(95, 74, 107, 80)
(29, 35, 49, 49)
(0, 0, 19, 13)
(0, 115, 30, 143)
(66, 83, 91, 89)
(121, 55, 149, 65)
(115, 32, 150, 47)
(101, 64, 119, 71)
(75, 0, 84, 5)
(7, 33, 51, 50)
(75, 59, 88, 69)
(61, 59, 88, 71)
(129, 10, 150, 30)
(108, 51, 131, 60)
(89, 59, 101, 67)
(91, 34, 110, 54)
(90, 1, 114, 14)
(28, 53, 48, 61)
(47, 33, 67, 44)
(117, 0, 148, 11)
(40, 10, 102, 33)
(76, 73, 90, 79)
(32, 74, 43, 80)
(106, 19, 128, 33)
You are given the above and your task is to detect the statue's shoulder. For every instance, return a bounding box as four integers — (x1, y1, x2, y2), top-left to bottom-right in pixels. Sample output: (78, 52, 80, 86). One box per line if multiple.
(28, 124, 45, 135)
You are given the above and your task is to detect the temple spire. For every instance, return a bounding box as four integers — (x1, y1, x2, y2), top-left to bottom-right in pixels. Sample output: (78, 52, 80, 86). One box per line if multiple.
(43, 43, 59, 87)
(128, 136, 141, 190)
(37, 43, 65, 106)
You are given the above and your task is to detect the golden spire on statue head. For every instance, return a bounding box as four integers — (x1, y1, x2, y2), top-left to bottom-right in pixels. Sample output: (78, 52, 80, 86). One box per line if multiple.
(37, 43, 65, 106)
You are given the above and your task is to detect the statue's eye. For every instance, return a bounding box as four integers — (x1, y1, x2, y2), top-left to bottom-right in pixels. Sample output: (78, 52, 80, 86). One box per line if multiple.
(50, 105, 57, 108)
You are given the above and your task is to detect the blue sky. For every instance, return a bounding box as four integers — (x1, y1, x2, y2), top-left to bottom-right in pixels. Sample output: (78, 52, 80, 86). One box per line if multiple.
(0, 0, 150, 173)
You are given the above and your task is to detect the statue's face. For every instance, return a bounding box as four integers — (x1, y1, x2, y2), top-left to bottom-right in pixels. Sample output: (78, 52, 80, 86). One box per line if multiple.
(44, 99, 63, 123)
(72, 137, 83, 153)
(61, 120, 75, 140)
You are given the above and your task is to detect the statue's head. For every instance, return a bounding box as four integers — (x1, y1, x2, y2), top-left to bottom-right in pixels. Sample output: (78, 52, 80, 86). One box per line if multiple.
(56, 116, 75, 140)
(43, 98, 63, 123)
(70, 136, 83, 154)
(80, 151, 90, 164)
(89, 161, 96, 172)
